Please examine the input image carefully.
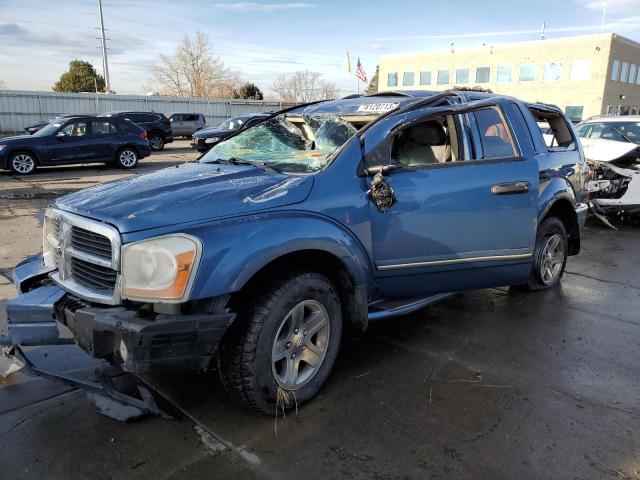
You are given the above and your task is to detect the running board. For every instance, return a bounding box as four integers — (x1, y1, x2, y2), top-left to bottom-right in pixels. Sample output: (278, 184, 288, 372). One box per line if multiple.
(368, 293, 455, 321)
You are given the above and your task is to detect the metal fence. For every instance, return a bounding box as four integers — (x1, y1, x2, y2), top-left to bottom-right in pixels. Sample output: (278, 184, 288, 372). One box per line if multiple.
(0, 90, 295, 135)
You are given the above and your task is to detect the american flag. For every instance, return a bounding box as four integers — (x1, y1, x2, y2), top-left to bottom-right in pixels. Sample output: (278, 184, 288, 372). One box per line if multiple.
(355, 58, 368, 83)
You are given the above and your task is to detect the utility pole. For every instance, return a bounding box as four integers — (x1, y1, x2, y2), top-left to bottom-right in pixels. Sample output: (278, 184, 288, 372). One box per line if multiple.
(600, 1, 607, 33)
(98, 0, 111, 93)
(540, 22, 546, 40)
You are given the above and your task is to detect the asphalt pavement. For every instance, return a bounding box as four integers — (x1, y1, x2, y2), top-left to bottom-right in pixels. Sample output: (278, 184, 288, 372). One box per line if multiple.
(1, 143, 639, 479)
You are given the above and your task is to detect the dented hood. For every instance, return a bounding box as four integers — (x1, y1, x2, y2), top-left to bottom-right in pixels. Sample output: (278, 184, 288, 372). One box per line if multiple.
(53, 162, 314, 233)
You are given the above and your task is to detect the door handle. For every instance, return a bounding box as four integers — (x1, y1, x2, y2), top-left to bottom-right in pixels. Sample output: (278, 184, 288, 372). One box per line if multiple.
(491, 181, 530, 195)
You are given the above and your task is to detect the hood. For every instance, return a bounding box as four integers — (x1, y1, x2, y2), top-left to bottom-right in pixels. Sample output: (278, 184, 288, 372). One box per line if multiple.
(192, 127, 235, 139)
(580, 137, 639, 163)
(53, 162, 314, 233)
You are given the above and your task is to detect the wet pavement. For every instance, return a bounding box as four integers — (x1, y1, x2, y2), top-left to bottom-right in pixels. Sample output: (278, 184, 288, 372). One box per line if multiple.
(1, 155, 639, 479)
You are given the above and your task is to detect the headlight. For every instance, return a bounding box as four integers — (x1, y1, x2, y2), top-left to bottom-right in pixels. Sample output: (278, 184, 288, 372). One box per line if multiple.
(121, 234, 202, 302)
(43, 211, 60, 268)
(204, 137, 220, 144)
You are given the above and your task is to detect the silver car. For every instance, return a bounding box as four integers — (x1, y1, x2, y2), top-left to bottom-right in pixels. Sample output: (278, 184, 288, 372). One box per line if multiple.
(168, 113, 206, 137)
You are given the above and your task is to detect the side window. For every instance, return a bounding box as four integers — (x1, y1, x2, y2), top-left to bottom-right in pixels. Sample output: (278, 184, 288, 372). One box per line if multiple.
(144, 114, 160, 123)
(92, 121, 115, 135)
(183, 114, 198, 122)
(61, 121, 88, 137)
(391, 115, 460, 168)
(472, 108, 517, 159)
(574, 124, 591, 138)
(527, 108, 576, 151)
(171, 114, 182, 122)
(114, 121, 132, 133)
(504, 102, 534, 154)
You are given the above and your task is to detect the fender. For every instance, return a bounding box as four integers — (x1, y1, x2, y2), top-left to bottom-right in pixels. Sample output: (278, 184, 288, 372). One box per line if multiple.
(537, 175, 577, 221)
(186, 211, 375, 300)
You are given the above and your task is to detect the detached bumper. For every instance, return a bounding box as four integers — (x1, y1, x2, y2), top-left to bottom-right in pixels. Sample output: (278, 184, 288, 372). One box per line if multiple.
(3, 256, 235, 373)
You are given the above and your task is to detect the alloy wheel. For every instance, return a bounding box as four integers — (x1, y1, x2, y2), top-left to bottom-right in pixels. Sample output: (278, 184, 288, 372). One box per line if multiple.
(12, 154, 35, 174)
(539, 233, 565, 285)
(149, 135, 164, 150)
(271, 299, 331, 390)
(119, 150, 137, 167)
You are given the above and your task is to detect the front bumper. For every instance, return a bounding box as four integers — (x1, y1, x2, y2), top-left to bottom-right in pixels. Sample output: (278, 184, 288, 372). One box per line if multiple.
(3, 256, 235, 373)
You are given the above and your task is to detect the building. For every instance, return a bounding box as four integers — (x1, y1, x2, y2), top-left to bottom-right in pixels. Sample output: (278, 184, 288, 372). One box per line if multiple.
(378, 33, 640, 121)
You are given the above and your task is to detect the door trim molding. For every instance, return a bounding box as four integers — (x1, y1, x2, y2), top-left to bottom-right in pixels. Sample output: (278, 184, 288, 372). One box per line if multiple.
(376, 252, 533, 271)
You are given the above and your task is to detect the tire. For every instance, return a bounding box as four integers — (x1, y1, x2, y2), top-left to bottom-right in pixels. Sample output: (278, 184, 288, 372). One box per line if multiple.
(219, 272, 342, 414)
(519, 217, 568, 291)
(148, 133, 165, 151)
(116, 147, 138, 169)
(9, 151, 37, 175)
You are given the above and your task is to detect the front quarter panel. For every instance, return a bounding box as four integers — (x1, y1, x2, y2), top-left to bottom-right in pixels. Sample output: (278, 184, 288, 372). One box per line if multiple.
(184, 212, 374, 300)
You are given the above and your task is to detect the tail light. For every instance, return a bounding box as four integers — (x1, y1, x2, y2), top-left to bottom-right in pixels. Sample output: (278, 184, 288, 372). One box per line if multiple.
(140, 130, 147, 140)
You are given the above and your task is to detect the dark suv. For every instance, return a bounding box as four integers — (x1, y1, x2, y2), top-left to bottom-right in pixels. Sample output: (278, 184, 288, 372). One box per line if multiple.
(0, 115, 150, 174)
(100, 111, 173, 151)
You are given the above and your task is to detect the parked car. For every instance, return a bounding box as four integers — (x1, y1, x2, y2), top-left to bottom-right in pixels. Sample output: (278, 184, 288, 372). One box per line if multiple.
(100, 111, 173, 151)
(168, 113, 206, 137)
(24, 114, 79, 135)
(0, 115, 150, 174)
(574, 116, 640, 165)
(191, 113, 270, 152)
(3, 91, 588, 416)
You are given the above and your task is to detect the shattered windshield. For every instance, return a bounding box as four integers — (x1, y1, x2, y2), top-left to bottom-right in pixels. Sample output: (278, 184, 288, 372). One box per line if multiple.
(200, 112, 365, 173)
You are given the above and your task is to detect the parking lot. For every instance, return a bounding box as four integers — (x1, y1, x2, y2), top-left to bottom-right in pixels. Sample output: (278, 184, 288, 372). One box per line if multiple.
(1, 141, 639, 479)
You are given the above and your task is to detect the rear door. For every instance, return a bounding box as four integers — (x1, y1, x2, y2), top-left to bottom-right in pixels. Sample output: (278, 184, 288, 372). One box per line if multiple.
(170, 114, 185, 135)
(90, 120, 118, 160)
(365, 100, 539, 297)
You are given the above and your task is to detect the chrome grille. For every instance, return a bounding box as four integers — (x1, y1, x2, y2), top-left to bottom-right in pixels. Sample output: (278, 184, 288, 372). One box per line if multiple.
(71, 226, 112, 260)
(45, 208, 121, 305)
(70, 257, 117, 290)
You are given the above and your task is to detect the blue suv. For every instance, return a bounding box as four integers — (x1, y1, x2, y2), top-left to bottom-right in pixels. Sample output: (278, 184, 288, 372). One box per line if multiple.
(0, 115, 150, 174)
(3, 91, 588, 414)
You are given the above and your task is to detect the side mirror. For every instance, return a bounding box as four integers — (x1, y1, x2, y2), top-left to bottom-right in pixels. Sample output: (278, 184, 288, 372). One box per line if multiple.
(56, 131, 67, 139)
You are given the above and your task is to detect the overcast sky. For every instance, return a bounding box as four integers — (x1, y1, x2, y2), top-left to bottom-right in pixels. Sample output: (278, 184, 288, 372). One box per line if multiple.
(1, 0, 639, 96)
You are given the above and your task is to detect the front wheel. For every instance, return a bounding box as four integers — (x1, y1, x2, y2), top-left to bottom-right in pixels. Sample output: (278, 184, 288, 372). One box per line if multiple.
(116, 148, 138, 169)
(9, 152, 37, 175)
(219, 273, 342, 414)
(519, 217, 568, 291)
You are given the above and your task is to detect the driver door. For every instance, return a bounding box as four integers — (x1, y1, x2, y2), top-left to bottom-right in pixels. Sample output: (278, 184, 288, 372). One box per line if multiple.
(365, 101, 539, 298)
(47, 120, 94, 163)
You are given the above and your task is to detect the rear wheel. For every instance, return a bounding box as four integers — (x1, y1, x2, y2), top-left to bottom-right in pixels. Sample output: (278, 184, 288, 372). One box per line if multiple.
(116, 148, 138, 169)
(219, 272, 342, 414)
(519, 217, 568, 291)
(9, 152, 37, 175)
(148, 133, 165, 151)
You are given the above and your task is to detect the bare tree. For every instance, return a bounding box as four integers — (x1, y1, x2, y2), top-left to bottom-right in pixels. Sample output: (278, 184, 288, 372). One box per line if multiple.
(152, 32, 232, 97)
(0, 80, 7, 89)
(272, 70, 338, 102)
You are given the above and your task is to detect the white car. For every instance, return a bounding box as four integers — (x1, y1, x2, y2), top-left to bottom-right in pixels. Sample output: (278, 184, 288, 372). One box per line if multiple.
(572, 116, 640, 219)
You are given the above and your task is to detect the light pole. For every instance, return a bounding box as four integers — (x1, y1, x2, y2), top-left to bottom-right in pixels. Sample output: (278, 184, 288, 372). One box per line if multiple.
(98, 0, 111, 93)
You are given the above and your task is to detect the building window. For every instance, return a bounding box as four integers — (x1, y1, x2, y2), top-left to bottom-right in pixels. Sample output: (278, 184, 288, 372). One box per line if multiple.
(519, 63, 537, 82)
(565, 106, 584, 122)
(419, 71, 432, 85)
(437, 69, 450, 85)
(606, 105, 614, 115)
(621, 62, 629, 82)
(456, 68, 469, 84)
(496, 65, 512, 83)
(543, 61, 563, 81)
(387, 72, 398, 87)
(476, 66, 490, 83)
(629, 64, 637, 84)
(611, 59, 620, 81)
(403, 72, 415, 86)
(569, 59, 591, 81)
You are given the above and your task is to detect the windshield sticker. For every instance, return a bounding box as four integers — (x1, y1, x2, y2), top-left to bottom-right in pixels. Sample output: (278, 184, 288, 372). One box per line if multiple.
(356, 103, 399, 113)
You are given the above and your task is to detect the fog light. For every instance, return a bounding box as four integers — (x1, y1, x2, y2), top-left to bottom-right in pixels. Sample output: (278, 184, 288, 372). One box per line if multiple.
(119, 340, 129, 362)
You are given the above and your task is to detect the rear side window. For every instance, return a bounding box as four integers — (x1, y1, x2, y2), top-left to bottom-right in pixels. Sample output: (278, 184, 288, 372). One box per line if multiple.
(528, 107, 575, 151)
(92, 121, 116, 135)
(504, 102, 535, 154)
(183, 114, 198, 121)
(115, 120, 134, 133)
(472, 108, 517, 159)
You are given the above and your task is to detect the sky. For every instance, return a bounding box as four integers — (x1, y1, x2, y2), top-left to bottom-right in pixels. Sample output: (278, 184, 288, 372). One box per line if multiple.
(1, 0, 640, 97)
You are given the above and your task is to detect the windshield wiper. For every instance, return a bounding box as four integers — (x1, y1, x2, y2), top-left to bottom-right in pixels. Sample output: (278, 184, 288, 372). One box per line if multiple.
(611, 127, 633, 143)
(212, 157, 281, 173)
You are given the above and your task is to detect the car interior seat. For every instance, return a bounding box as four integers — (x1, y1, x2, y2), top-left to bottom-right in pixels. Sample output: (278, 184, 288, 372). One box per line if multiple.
(395, 121, 451, 166)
